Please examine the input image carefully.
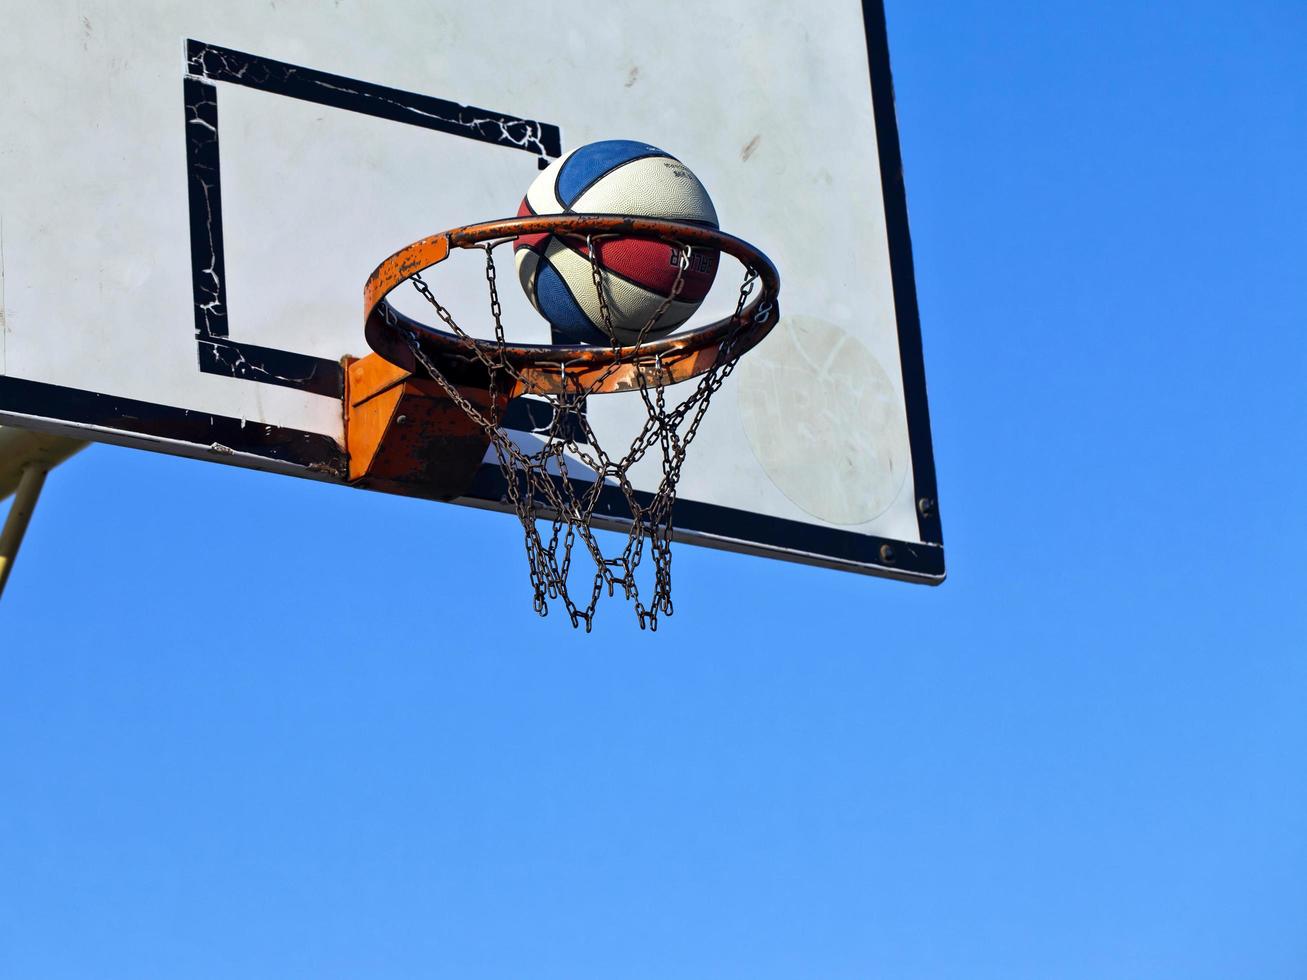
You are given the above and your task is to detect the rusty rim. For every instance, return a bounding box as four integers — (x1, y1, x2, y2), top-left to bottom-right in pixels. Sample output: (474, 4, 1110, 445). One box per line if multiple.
(364, 215, 780, 395)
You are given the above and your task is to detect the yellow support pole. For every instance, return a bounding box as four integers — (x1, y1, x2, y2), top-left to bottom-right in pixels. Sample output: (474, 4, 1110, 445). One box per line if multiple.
(0, 464, 49, 598)
(0, 426, 87, 600)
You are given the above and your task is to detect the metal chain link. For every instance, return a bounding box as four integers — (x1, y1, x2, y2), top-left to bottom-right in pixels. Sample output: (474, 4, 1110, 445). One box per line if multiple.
(405, 235, 755, 631)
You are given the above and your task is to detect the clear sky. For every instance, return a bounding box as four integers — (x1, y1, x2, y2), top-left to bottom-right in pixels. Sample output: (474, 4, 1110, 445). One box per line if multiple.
(3, 1, 1306, 977)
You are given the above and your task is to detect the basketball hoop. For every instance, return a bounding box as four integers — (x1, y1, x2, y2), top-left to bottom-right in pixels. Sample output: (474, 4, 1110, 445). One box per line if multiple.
(363, 214, 780, 630)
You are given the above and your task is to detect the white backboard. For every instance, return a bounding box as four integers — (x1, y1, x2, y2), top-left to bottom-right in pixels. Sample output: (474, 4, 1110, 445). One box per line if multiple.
(0, 0, 943, 581)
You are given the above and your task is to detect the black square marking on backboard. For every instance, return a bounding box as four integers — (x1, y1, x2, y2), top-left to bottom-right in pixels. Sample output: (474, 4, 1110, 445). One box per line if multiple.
(182, 40, 563, 401)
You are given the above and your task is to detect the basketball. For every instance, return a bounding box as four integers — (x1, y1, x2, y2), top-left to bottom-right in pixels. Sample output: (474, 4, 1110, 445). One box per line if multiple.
(513, 140, 720, 345)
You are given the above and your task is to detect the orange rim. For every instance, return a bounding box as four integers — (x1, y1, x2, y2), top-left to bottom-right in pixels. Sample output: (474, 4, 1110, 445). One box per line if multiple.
(364, 215, 780, 395)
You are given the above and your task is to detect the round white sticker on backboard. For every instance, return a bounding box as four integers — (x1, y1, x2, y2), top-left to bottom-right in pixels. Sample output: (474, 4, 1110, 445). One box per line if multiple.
(736, 315, 909, 526)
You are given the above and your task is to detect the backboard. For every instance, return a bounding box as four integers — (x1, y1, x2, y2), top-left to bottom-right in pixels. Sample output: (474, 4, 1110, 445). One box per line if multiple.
(0, 0, 943, 583)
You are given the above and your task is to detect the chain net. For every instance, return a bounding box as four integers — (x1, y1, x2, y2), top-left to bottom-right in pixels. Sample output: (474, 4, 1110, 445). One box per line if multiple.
(402, 233, 760, 631)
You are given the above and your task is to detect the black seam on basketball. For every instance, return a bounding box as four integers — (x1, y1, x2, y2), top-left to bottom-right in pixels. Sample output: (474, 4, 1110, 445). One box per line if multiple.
(530, 235, 567, 312)
(556, 150, 672, 209)
(516, 241, 547, 257)
(529, 160, 566, 213)
(553, 252, 601, 325)
(547, 237, 714, 305)
(548, 149, 571, 211)
(530, 240, 545, 309)
(536, 244, 636, 340)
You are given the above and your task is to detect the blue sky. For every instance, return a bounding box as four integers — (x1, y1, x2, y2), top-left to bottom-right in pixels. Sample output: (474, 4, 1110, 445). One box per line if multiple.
(3, 1, 1306, 977)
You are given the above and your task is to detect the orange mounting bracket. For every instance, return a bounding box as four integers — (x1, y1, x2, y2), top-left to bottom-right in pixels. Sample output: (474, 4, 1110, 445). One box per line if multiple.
(343, 353, 495, 501)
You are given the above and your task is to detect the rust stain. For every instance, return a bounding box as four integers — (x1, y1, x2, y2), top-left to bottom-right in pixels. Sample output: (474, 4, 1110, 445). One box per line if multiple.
(344, 353, 495, 498)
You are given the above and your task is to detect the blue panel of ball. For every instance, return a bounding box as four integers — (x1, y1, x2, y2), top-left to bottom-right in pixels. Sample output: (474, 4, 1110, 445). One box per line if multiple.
(533, 260, 610, 344)
(555, 140, 666, 208)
